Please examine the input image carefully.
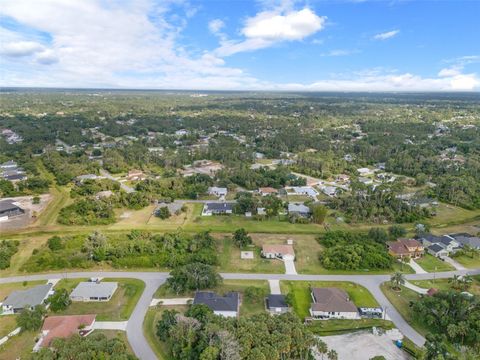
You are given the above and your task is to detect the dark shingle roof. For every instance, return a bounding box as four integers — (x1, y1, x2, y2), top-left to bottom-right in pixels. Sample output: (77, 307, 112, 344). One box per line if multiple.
(193, 291, 239, 312)
(428, 243, 445, 253)
(205, 202, 234, 212)
(267, 294, 288, 309)
(0, 200, 21, 212)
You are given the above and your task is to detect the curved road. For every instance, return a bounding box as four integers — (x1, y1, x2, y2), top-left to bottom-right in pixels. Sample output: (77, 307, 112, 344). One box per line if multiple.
(1, 268, 479, 359)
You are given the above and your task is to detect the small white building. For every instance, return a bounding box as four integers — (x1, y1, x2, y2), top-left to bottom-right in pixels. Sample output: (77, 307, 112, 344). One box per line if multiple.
(208, 187, 228, 198)
(70, 282, 118, 302)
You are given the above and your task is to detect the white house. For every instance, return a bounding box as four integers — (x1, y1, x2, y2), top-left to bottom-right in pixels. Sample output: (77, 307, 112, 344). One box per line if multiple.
(261, 244, 295, 260)
(70, 282, 118, 302)
(208, 187, 228, 198)
(288, 186, 319, 198)
(309, 288, 359, 320)
(357, 167, 374, 176)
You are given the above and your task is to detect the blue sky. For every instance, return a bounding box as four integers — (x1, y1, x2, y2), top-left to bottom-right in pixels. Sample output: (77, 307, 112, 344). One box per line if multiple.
(0, 0, 479, 90)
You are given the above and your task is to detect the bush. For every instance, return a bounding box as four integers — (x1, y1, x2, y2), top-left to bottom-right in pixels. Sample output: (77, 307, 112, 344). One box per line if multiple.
(47, 236, 64, 251)
(155, 206, 171, 219)
(48, 288, 71, 312)
(0, 240, 20, 269)
(57, 199, 115, 225)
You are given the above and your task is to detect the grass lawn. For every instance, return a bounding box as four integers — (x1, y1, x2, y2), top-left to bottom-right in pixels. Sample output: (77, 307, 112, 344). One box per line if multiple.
(280, 281, 378, 320)
(380, 283, 429, 337)
(415, 254, 455, 272)
(451, 254, 480, 268)
(0, 316, 18, 338)
(308, 318, 394, 336)
(410, 277, 480, 295)
(143, 306, 187, 360)
(217, 236, 284, 274)
(0, 280, 46, 302)
(0, 330, 37, 359)
(54, 278, 145, 321)
(426, 203, 480, 229)
(154, 280, 269, 317)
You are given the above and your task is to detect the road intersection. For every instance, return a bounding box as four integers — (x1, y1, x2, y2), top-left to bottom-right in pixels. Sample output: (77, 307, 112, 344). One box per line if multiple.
(1, 268, 479, 360)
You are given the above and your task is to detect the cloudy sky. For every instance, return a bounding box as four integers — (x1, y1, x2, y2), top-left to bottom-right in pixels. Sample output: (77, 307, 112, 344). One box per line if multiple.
(0, 0, 479, 91)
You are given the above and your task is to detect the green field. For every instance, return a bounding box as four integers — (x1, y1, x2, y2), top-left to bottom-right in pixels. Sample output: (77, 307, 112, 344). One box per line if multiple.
(451, 254, 480, 268)
(308, 318, 394, 336)
(280, 281, 378, 320)
(415, 254, 455, 272)
(54, 278, 145, 321)
(410, 276, 480, 295)
(0, 315, 17, 338)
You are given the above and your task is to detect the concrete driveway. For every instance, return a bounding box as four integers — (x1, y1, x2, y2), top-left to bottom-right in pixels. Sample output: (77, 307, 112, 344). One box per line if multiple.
(442, 256, 466, 270)
(409, 259, 427, 274)
(268, 280, 281, 294)
(284, 258, 297, 274)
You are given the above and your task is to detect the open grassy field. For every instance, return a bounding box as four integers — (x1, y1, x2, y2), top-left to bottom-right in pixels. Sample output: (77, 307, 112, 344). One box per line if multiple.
(0, 316, 17, 338)
(410, 276, 480, 295)
(415, 254, 455, 272)
(451, 254, 480, 268)
(0, 330, 37, 359)
(154, 279, 269, 317)
(54, 278, 145, 321)
(217, 236, 284, 274)
(427, 203, 480, 229)
(380, 283, 429, 337)
(280, 281, 378, 320)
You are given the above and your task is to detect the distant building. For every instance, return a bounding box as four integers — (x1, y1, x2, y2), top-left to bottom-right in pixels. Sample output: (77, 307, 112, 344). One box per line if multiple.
(266, 294, 289, 314)
(1, 284, 53, 315)
(288, 203, 311, 217)
(387, 238, 424, 259)
(70, 282, 118, 302)
(202, 202, 234, 216)
(0, 160, 18, 169)
(309, 288, 359, 320)
(0, 200, 25, 222)
(127, 169, 145, 181)
(258, 187, 278, 196)
(208, 187, 228, 198)
(261, 244, 295, 260)
(288, 186, 318, 198)
(448, 233, 480, 250)
(193, 291, 239, 317)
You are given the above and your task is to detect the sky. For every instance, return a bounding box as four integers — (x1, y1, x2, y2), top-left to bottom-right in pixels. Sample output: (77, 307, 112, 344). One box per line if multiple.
(0, 0, 479, 91)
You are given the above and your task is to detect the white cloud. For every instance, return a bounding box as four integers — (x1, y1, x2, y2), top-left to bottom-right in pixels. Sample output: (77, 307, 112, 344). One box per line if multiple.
(321, 49, 358, 57)
(215, 8, 326, 56)
(208, 19, 225, 34)
(1, 41, 44, 57)
(373, 29, 399, 40)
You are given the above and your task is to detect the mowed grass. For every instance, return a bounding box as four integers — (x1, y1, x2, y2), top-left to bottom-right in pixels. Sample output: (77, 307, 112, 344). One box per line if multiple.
(280, 281, 378, 320)
(451, 254, 480, 268)
(410, 276, 480, 295)
(0, 316, 18, 338)
(380, 283, 430, 337)
(154, 280, 270, 317)
(415, 254, 455, 272)
(0, 330, 37, 359)
(53, 278, 145, 321)
(308, 318, 394, 336)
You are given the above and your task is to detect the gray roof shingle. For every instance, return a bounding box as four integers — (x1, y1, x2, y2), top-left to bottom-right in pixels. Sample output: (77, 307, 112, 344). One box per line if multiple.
(3, 284, 53, 309)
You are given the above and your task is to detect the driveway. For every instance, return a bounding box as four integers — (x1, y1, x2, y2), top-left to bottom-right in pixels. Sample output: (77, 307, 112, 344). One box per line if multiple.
(150, 298, 192, 306)
(409, 259, 427, 274)
(100, 169, 135, 193)
(403, 281, 428, 295)
(442, 256, 466, 270)
(93, 321, 128, 331)
(268, 280, 281, 294)
(284, 259, 297, 274)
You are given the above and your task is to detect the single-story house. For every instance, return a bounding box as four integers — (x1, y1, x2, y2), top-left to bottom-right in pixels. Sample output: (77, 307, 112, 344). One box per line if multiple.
(95, 190, 113, 199)
(357, 167, 374, 176)
(258, 187, 278, 196)
(448, 233, 480, 250)
(1, 284, 53, 315)
(309, 288, 359, 320)
(288, 186, 319, 198)
(75, 174, 99, 183)
(257, 207, 266, 216)
(34, 314, 96, 351)
(288, 203, 311, 217)
(3, 173, 27, 182)
(358, 177, 374, 185)
(266, 294, 289, 314)
(193, 291, 239, 317)
(70, 282, 118, 302)
(320, 186, 337, 197)
(428, 243, 449, 258)
(387, 238, 424, 259)
(0, 200, 25, 222)
(202, 202, 234, 216)
(0, 160, 18, 169)
(261, 244, 295, 260)
(207, 187, 228, 197)
(155, 202, 183, 215)
(336, 174, 350, 183)
(127, 169, 145, 181)
(420, 234, 461, 255)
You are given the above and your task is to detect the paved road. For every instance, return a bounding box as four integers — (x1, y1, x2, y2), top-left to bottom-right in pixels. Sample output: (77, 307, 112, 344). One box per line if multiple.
(100, 169, 135, 193)
(2, 268, 480, 359)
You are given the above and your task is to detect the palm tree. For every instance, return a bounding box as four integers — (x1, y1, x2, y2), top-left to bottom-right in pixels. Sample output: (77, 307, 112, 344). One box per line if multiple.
(390, 272, 405, 291)
(327, 349, 338, 360)
(448, 274, 461, 290)
(316, 339, 328, 360)
(460, 275, 473, 290)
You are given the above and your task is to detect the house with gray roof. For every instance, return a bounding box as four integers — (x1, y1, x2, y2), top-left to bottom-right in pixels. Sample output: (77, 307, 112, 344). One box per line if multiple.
(1, 284, 53, 315)
(70, 282, 118, 302)
(448, 233, 480, 250)
(202, 202, 234, 216)
(427, 243, 449, 258)
(288, 203, 311, 217)
(193, 291, 239, 317)
(266, 294, 289, 314)
(0, 200, 25, 221)
(309, 287, 359, 320)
